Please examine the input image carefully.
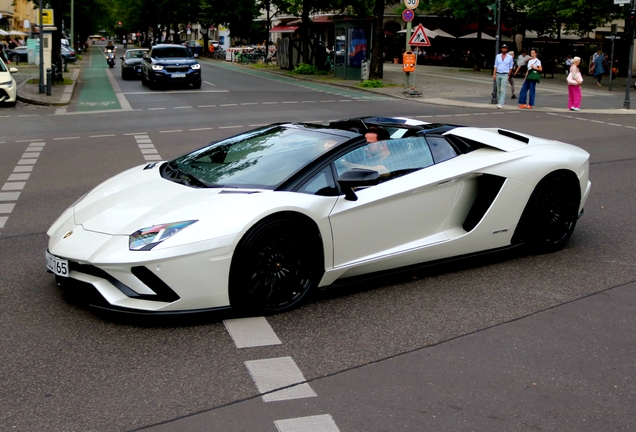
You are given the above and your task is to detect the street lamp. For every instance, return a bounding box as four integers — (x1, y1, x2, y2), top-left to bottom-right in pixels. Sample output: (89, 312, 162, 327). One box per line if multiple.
(38, 0, 44, 94)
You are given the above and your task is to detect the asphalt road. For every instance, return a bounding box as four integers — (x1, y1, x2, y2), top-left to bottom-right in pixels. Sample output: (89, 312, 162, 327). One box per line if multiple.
(1, 52, 635, 431)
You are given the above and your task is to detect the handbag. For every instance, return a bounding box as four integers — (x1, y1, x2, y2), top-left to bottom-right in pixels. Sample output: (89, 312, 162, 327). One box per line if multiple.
(527, 69, 541, 83)
(567, 72, 577, 85)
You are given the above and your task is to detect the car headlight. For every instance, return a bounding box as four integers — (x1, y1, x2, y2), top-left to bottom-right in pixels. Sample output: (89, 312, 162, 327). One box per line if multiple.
(191, 64, 201, 70)
(129, 220, 198, 251)
(151, 64, 164, 71)
(0, 80, 13, 88)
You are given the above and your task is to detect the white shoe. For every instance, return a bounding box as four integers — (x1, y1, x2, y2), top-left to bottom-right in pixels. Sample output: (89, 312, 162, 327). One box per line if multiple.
(496, 104, 503, 109)
(570, 107, 580, 111)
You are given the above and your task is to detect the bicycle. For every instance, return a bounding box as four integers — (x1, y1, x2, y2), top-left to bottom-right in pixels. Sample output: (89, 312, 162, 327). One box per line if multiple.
(325, 54, 334, 72)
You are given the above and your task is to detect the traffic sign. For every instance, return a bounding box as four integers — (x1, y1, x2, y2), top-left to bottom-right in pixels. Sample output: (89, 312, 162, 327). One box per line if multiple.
(402, 9, 414, 22)
(408, 24, 431, 46)
(404, 0, 419, 10)
(37, 9, 54, 26)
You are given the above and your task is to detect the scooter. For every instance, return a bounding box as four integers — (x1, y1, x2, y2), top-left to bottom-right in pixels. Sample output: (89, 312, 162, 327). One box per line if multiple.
(106, 49, 115, 68)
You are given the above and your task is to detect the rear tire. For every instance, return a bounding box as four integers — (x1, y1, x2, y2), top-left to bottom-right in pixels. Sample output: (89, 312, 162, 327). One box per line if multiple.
(229, 217, 322, 314)
(518, 172, 580, 253)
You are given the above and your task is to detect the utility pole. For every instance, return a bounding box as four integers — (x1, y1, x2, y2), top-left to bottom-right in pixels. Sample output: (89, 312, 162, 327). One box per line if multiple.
(624, 6, 635, 109)
(38, 0, 45, 94)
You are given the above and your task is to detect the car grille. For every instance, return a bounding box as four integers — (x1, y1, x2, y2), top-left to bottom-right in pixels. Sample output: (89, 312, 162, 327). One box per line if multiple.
(165, 65, 190, 72)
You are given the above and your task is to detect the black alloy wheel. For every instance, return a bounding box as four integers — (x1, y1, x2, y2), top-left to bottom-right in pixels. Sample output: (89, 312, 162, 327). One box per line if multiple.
(524, 172, 580, 253)
(229, 218, 322, 313)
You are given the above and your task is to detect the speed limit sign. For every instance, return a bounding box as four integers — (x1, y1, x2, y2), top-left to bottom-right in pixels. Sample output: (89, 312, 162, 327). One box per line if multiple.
(404, 0, 419, 9)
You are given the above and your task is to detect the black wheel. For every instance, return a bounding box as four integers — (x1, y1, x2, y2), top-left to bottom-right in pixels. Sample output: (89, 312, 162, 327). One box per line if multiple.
(191, 80, 201, 89)
(141, 73, 148, 86)
(229, 217, 323, 313)
(121, 71, 128, 80)
(517, 172, 580, 253)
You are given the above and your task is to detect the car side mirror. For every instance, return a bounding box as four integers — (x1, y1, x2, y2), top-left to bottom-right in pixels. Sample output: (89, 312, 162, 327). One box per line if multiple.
(336, 168, 380, 201)
(9, 67, 18, 73)
(193, 53, 199, 58)
(120, 56, 124, 60)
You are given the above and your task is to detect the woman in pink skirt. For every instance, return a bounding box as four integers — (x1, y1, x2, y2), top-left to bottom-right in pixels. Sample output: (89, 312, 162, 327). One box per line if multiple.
(567, 56, 583, 111)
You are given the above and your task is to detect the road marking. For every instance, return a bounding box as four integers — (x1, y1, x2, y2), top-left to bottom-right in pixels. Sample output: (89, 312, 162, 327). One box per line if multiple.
(122, 90, 228, 95)
(320, 100, 335, 102)
(174, 106, 193, 109)
(607, 123, 622, 126)
(590, 120, 605, 123)
(53, 137, 81, 141)
(190, 127, 213, 131)
(148, 107, 166, 111)
(282, 101, 298, 104)
(248, 124, 268, 127)
(218, 125, 243, 129)
(274, 415, 340, 432)
(244, 357, 317, 402)
(16, 139, 43, 142)
(124, 132, 148, 135)
(159, 130, 183, 133)
(0, 142, 44, 234)
(301, 101, 317, 103)
(241, 103, 258, 105)
(89, 134, 116, 138)
(198, 105, 216, 108)
(203, 81, 216, 86)
(133, 135, 162, 162)
(263, 102, 278, 104)
(224, 317, 282, 348)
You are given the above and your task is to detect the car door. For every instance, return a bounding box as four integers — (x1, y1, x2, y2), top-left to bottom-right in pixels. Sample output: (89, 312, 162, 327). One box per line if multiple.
(327, 137, 459, 270)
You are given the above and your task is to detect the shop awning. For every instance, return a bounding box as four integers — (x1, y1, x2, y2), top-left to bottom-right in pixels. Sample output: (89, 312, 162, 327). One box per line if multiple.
(269, 25, 299, 33)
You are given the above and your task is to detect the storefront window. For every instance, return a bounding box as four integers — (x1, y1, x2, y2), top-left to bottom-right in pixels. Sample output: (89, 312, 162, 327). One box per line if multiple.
(347, 28, 367, 67)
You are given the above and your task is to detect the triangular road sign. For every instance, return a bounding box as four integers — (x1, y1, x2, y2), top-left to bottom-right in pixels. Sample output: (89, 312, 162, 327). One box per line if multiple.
(408, 24, 431, 46)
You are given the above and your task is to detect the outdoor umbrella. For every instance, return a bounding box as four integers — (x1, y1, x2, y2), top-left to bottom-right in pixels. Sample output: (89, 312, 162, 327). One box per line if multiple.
(0, 30, 9, 36)
(9, 30, 28, 36)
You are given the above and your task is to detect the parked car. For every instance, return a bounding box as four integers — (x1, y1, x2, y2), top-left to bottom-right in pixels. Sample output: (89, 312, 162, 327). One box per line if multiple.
(8, 46, 28, 64)
(121, 48, 149, 79)
(0, 58, 18, 107)
(45, 116, 591, 315)
(61, 46, 77, 63)
(141, 44, 201, 90)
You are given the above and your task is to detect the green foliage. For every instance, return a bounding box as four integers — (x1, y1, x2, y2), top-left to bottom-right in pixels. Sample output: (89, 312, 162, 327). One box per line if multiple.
(358, 79, 385, 88)
(291, 63, 319, 75)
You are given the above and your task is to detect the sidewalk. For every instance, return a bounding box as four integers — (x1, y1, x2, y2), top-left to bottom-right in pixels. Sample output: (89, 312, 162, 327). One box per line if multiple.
(11, 56, 636, 114)
(12, 64, 80, 106)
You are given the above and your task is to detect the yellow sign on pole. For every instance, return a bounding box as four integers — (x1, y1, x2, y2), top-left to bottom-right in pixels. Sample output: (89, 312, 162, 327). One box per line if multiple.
(37, 9, 54, 26)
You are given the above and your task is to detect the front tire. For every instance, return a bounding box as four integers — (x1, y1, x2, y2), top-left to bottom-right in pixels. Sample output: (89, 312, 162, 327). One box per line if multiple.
(518, 172, 580, 253)
(229, 217, 322, 314)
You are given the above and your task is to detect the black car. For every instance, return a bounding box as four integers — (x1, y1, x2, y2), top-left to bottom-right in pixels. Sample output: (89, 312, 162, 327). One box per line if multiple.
(141, 44, 201, 90)
(120, 48, 148, 79)
(7, 46, 28, 64)
(61, 46, 77, 63)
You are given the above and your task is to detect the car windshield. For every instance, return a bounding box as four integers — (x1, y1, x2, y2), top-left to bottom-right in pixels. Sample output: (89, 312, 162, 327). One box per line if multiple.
(0, 60, 7, 72)
(167, 125, 349, 189)
(152, 48, 190, 58)
(127, 51, 146, 58)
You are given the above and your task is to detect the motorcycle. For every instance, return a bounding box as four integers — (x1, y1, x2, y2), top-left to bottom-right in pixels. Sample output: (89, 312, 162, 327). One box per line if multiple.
(106, 49, 115, 68)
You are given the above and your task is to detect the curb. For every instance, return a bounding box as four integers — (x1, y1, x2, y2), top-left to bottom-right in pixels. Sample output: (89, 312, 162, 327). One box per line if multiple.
(16, 68, 80, 106)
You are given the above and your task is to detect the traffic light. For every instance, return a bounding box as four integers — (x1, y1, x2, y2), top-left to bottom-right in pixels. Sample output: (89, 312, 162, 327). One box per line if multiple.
(625, 10, 636, 35)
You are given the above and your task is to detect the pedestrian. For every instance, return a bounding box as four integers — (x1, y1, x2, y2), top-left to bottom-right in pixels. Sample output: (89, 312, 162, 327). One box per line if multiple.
(508, 51, 517, 99)
(593, 50, 607, 86)
(567, 56, 584, 111)
(493, 44, 514, 108)
(514, 49, 530, 77)
(518, 48, 542, 109)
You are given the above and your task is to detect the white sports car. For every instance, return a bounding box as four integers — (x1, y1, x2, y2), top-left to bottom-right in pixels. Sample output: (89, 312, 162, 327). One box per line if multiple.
(0, 58, 18, 107)
(46, 117, 591, 315)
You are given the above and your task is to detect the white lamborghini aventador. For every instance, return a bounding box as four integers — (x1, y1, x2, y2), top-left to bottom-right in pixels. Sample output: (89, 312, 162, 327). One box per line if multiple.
(46, 117, 591, 315)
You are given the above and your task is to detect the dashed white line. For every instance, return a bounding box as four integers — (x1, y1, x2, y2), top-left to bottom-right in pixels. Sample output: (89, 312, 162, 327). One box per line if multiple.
(274, 415, 340, 432)
(282, 101, 298, 104)
(198, 105, 216, 108)
(89, 134, 116, 138)
(607, 123, 622, 126)
(148, 107, 166, 111)
(224, 317, 282, 348)
(248, 124, 268, 127)
(174, 106, 193, 109)
(263, 102, 278, 104)
(124, 132, 148, 135)
(220, 103, 238, 106)
(241, 103, 258, 106)
(245, 357, 317, 402)
(159, 130, 183, 133)
(190, 127, 213, 131)
(218, 125, 243, 129)
(590, 120, 605, 123)
(53, 137, 81, 141)
(16, 139, 43, 143)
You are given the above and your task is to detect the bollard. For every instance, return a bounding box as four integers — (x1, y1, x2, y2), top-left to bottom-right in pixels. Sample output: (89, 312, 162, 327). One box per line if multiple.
(46, 68, 52, 96)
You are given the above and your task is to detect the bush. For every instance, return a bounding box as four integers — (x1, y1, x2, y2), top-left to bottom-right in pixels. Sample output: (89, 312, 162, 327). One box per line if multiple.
(358, 79, 385, 88)
(291, 63, 319, 75)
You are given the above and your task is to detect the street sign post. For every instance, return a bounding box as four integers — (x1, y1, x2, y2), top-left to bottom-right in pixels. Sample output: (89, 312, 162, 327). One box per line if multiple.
(402, 9, 414, 22)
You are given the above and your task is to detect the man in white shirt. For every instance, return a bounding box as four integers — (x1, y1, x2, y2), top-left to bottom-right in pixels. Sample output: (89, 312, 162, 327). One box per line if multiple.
(493, 44, 514, 108)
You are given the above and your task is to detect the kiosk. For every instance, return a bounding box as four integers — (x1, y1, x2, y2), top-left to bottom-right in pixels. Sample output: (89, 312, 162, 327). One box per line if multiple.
(333, 18, 372, 80)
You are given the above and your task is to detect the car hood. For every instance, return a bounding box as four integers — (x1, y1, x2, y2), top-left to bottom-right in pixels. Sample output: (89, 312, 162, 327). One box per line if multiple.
(0, 71, 14, 82)
(151, 58, 197, 66)
(73, 164, 269, 237)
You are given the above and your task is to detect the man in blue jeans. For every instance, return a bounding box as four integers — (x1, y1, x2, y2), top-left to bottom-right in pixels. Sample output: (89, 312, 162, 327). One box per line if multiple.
(492, 44, 514, 108)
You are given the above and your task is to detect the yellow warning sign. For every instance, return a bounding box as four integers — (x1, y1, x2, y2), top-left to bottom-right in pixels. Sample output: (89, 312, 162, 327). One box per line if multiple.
(37, 9, 54, 26)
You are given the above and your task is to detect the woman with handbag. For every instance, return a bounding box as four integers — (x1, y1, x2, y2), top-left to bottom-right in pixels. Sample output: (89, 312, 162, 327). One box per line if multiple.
(518, 48, 542, 109)
(567, 56, 584, 111)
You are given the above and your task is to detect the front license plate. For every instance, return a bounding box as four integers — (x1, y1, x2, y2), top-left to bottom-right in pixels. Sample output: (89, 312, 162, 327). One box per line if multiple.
(172, 73, 186, 78)
(46, 251, 69, 277)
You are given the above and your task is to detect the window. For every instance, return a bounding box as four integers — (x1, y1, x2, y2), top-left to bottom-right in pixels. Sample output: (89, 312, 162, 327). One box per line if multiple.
(297, 166, 338, 196)
(426, 136, 458, 163)
(334, 137, 434, 182)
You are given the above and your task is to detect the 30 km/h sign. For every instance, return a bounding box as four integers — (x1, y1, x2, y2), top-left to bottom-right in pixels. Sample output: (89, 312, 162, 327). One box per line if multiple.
(404, 0, 419, 10)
